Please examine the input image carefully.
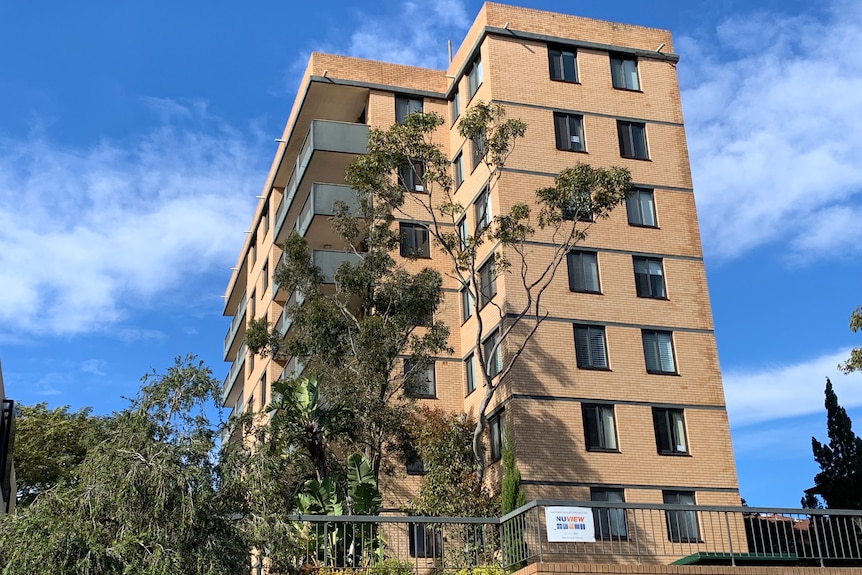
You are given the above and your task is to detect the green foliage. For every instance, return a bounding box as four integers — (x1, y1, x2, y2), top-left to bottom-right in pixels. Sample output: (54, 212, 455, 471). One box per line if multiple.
(839, 306, 862, 374)
(0, 355, 253, 574)
(346, 453, 382, 515)
(12, 402, 108, 507)
(408, 408, 497, 518)
(806, 378, 862, 509)
(499, 431, 525, 516)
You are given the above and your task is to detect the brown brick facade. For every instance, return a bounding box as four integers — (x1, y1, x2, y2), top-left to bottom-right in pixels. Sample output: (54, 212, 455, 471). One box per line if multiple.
(223, 1, 740, 513)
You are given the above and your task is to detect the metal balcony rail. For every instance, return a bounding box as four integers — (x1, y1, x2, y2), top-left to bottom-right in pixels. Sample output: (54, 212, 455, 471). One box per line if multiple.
(222, 343, 247, 402)
(288, 501, 862, 572)
(223, 293, 248, 352)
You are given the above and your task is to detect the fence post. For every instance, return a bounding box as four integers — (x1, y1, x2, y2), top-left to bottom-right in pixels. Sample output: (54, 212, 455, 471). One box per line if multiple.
(812, 514, 825, 568)
(536, 506, 544, 564)
(724, 511, 735, 567)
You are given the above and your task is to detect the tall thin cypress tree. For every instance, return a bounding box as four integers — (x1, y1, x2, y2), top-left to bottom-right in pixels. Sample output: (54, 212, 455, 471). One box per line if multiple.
(806, 378, 862, 509)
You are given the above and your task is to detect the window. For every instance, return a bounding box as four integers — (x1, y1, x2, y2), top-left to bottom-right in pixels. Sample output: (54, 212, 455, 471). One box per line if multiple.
(633, 257, 666, 299)
(478, 259, 496, 308)
(642, 330, 676, 374)
(610, 54, 639, 90)
(582, 404, 617, 451)
(567, 251, 600, 293)
(573, 325, 609, 370)
(261, 262, 268, 294)
(549, 46, 578, 82)
(460, 288, 473, 322)
(488, 410, 503, 461)
(396, 96, 423, 123)
(653, 408, 688, 455)
(626, 188, 657, 227)
(471, 129, 485, 171)
(399, 161, 426, 192)
(400, 223, 430, 258)
(467, 56, 483, 99)
(406, 458, 426, 475)
(618, 121, 648, 159)
(553, 112, 585, 152)
(404, 360, 436, 398)
(465, 353, 476, 394)
(259, 373, 268, 409)
(482, 329, 503, 377)
(409, 522, 442, 558)
(249, 234, 256, 265)
(591, 488, 627, 540)
(474, 187, 490, 231)
(451, 89, 460, 122)
(457, 217, 468, 249)
(663, 491, 699, 542)
(453, 152, 464, 188)
(262, 203, 269, 235)
(249, 290, 256, 320)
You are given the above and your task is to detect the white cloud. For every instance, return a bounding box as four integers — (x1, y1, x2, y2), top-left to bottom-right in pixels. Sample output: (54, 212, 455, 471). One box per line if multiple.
(332, 0, 470, 70)
(724, 348, 862, 427)
(0, 102, 263, 336)
(680, 0, 862, 261)
(81, 359, 107, 376)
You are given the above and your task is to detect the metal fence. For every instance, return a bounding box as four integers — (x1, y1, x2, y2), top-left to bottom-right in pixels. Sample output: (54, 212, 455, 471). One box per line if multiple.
(290, 501, 862, 571)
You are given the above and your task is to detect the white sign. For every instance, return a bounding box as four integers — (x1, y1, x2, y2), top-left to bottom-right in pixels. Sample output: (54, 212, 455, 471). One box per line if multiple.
(545, 506, 596, 542)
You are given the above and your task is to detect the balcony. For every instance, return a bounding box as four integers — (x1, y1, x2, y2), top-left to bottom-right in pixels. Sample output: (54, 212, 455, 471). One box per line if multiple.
(222, 343, 246, 405)
(223, 293, 248, 362)
(273, 249, 363, 301)
(296, 183, 360, 249)
(274, 288, 306, 340)
(273, 120, 369, 245)
(278, 356, 306, 382)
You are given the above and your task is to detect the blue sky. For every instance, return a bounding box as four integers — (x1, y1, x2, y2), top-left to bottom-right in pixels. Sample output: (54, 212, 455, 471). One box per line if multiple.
(1, 0, 860, 508)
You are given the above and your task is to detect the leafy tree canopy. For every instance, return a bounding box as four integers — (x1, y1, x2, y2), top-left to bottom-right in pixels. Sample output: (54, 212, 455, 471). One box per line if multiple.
(13, 402, 109, 507)
(805, 378, 862, 509)
(838, 306, 862, 374)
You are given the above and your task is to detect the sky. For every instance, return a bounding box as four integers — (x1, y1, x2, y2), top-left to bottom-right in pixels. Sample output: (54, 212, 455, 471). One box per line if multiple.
(0, 0, 860, 508)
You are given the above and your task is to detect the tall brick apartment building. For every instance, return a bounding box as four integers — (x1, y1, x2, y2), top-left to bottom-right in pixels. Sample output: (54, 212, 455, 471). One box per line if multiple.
(222, 2, 740, 511)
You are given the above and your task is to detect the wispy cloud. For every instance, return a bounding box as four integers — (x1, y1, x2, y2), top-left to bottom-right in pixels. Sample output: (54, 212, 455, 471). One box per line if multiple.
(680, 0, 862, 261)
(724, 348, 860, 427)
(0, 100, 264, 336)
(81, 359, 107, 376)
(344, 0, 470, 69)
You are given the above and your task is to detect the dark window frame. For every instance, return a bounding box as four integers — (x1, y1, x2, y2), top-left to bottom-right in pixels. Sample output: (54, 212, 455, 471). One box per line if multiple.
(573, 324, 609, 370)
(471, 128, 485, 172)
(617, 120, 648, 160)
(582, 403, 618, 452)
(465, 353, 476, 395)
(460, 288, 473, 323)
(408, 522, 443, 558)
(642, 330, 677, 374)
(482, 329, 503, 378)
(450, 89, 461, 124)
(404, 360, 437, 399)
(477, 258, 497, 309)
(653, 407, 688, 455)
(399, 160, 426, 193)
(548, 45, 578, 83)
(626, 188, 657, 227)
(488, 410, 503, 462)
(554, 112, 586, 153)
(467, 56, 483, 100)
(663, 491, 700, 542)
(474, 187, 490, 231)
(453, 152, 464, 189)
(399, 222, 431, 258)
(567, 251, 601, 294)
(591, 488, 628, 540)
(396, 95, 424, 123)
(610, 54, 640, 91)
(633, 256, 666, 299)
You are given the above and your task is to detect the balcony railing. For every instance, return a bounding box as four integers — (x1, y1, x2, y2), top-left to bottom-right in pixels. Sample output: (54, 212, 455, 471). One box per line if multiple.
(222, 343, 246, 403)
(274, 289, 306, 339)
(286, 501, 862, 572)
(223, 293, 247, 360)
(296, 183, 360, 239)
(274, 121, 369, 240)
